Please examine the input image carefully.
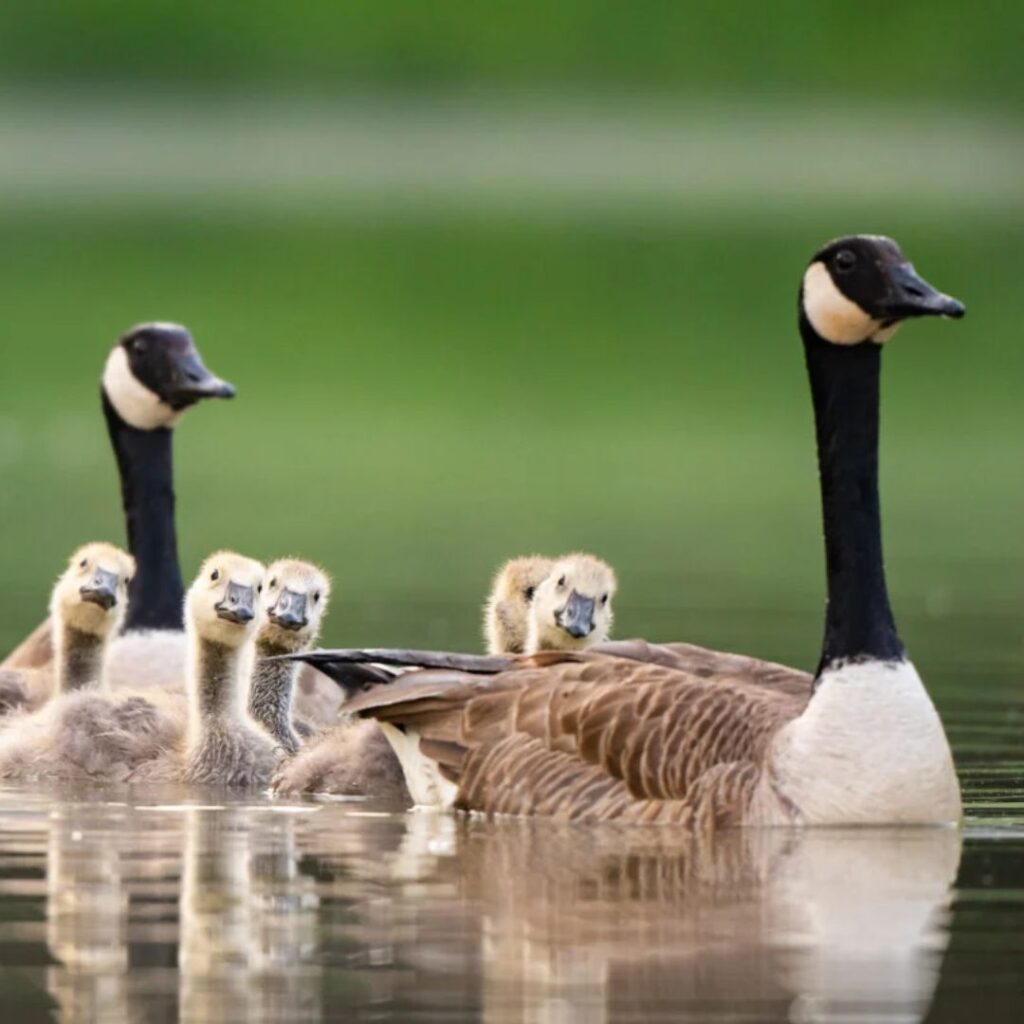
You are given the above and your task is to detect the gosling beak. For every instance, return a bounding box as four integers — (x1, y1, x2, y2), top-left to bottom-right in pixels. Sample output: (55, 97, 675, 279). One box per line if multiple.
(268, 588, 308, 632)
(556, 589, 596, 640)
(165, 347, 236, 409)
(215, 582, 256, 624)
(79, 568, 119, 611)
(880, 262, 965, 321)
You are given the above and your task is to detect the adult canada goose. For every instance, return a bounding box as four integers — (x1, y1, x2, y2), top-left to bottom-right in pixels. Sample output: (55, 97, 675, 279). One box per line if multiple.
(248, 558, 332, 753)
(270, 552, 616, 799)
(130, 552, 279, 786)
(292, 236, 966, 826)
(1, 323, 234, 677)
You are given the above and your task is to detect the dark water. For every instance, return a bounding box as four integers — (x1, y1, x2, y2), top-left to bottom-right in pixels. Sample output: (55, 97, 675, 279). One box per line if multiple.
(0, 688, 1021, 1024)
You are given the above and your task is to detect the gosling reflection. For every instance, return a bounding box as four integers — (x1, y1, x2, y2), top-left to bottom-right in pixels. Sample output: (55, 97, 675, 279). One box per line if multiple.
(45, 805, 132, 1024)
(178, 807, 321, 1024)
(455, 824, 961, 1024)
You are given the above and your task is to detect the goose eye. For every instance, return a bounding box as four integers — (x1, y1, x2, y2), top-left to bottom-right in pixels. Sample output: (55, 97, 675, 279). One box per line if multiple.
(524, 586, 536, 601)
(558, 576, 566, 588)
(210, 569, 220, 582)
(834, 249, 856, 273)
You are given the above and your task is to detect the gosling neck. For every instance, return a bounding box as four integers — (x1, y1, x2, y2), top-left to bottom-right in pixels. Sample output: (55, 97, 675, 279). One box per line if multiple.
(249, 638, 302, 754)
(54, 624, 108, 694)
(102, 391, 184, 632)
(189, 634, 249, 733)
(800, 312, 904, 676)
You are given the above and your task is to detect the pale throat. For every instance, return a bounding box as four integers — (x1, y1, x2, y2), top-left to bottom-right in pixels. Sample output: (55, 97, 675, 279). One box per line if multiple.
(802, 262, 902, 346)
(102, 347, 181, 430)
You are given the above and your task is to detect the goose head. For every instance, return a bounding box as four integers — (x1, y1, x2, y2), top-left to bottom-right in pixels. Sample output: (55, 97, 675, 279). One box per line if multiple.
(49, 542, 135, 638)
(186, 551, 265, 648)
(101, 322, 235, 431)
(527, 553, 617, 653)
(800, 235, 965, 346)
(258, 558, 332, 653)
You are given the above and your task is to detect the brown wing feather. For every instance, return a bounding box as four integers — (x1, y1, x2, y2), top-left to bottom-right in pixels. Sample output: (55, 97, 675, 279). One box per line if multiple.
(345, 653, 807, 823)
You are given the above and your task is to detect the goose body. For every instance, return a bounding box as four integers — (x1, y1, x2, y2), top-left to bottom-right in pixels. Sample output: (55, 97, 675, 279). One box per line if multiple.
(303, 236, 965, 827)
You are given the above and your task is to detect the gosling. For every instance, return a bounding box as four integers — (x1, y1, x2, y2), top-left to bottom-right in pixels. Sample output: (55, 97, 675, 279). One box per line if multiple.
(271, 552, 616, 799)
(249, 558, 332, 754)
(0, 543, 135, 716)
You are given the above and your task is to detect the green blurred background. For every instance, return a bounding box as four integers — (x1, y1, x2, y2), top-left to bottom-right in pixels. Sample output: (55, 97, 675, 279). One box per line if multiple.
(0, 2, 1020, 702)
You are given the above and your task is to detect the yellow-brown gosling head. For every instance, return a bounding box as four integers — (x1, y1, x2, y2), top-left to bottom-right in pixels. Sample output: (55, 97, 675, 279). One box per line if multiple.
(526, 553, 617, 654)
(483, 555, 555, 655)
(250, 558, 332, 754)
(185, 551, 265, 651)
(257, 558, 332, 655)
(49, 542, 135, 692)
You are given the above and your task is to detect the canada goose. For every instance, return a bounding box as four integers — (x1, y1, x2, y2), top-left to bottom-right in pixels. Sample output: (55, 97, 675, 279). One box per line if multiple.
(483, 555, 554, 654)
(270, 552, 615, 799)
(249, 558, 332, 753)
(131, 551, 280, 787)
(296, 236, 966, 826)
(0, 543, 134, 715)
(1, 322, 234, 679)
(526, 553, 616, 653)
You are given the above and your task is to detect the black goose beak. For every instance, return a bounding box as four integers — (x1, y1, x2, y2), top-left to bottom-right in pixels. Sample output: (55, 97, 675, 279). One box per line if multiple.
(556, 589, 596, 640)
(79, 568, 119, 610)
(215, 582, 256, 624)
(165, 348, 236, 409)
(268, 588, 308, 631)
(881, 263, 965, 321)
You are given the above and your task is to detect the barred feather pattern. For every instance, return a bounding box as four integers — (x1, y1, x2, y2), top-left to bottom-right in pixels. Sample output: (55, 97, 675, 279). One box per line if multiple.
(348, 650, 811, 826)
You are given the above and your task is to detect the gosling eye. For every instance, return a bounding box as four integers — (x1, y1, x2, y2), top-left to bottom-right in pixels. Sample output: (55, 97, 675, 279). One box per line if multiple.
(257, 584, 262, 594)
(210, 569, 220, 582)
(79, 558, 88, 569)
(600, 594, 608, 605)
(523, 586, 536, 601)
(313, 591, 321, 603)
(557, 576, 567, 588)
(833, 248, 857, 273)
(269, 578, 277, 589)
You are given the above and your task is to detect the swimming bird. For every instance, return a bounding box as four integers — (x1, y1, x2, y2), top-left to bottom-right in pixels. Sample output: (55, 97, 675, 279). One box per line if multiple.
(130, 552, 279, 787)
(248, 558, 332, 753)
(270, 552, 616, 799)
(1, 323, 234, 680)
(294, 236, 966, 827)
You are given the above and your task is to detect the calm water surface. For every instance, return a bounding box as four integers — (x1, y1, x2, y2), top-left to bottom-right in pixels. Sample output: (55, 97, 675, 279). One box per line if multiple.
(0, 688, 1020, 1023)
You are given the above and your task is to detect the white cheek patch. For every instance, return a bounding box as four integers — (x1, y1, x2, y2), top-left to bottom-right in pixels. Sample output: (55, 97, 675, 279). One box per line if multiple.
(802, 262, 894, 346)
(102, 346, 181, 430)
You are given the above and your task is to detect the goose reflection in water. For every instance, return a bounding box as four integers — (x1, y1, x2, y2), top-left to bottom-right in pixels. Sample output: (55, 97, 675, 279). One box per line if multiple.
(26, 792, 962, 1024)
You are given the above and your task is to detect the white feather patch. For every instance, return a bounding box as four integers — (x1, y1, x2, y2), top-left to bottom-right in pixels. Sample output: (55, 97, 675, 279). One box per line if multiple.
(379, 722, 459, 810)
(802, 262, 901, 346)
(102, 346, 181, 430)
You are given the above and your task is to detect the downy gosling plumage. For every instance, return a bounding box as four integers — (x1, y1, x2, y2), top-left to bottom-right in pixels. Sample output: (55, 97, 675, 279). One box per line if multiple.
(0, 544, 135, 716)
(483, 555, 554, 655)
(0, 544, 184, 781)
(270, 552, 616, 799)
(249, 559, 332, 754)
(308, 236, 966, 827)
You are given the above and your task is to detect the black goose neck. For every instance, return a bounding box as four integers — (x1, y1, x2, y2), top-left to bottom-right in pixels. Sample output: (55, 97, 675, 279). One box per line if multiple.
(102, 391, 185, 631)
(800, 313, 904, 674)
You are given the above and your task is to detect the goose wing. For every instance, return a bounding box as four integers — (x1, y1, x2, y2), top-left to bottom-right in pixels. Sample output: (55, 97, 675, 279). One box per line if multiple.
(341, 653, 806, 824)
